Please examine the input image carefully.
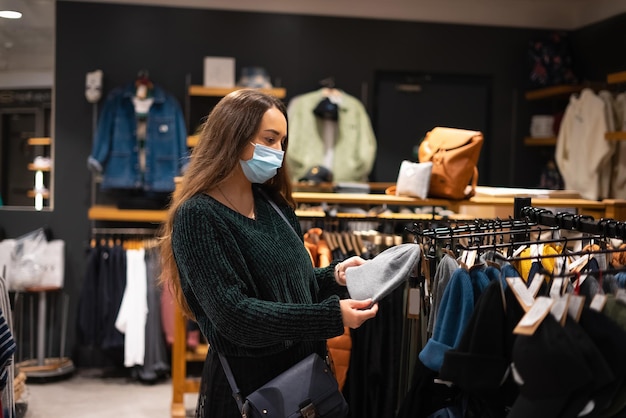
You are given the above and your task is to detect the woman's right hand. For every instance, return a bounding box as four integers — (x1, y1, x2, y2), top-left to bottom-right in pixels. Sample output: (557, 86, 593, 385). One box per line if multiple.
(340, 299, 378, 329)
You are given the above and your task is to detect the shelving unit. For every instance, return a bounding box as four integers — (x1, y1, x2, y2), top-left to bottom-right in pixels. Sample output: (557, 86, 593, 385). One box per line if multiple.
(27, 137, 51, 146)
(87, 205, 166, 223)
(27, 164, 51, 172)
(188, 85, 286, 98)
(523, 74, 626, 143)
(607, 71, 626, 85)
(26, 136, 52, 210)
(87, 193, 626, 225)
(27, 190, 50, 199)
(184, 82, 287, 134)
(522, 82, 626, 146)
(524, 84, 583, 101)
(522, 84, 584, 147)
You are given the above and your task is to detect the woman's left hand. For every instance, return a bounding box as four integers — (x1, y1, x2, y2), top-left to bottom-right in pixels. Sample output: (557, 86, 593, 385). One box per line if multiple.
(334, 256, 367, 286)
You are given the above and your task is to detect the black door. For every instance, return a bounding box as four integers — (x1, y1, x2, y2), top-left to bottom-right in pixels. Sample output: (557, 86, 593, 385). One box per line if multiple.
(372, 71, 491, 183)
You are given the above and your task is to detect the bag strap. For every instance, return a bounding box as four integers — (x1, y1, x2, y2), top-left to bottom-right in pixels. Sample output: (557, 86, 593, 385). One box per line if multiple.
(258, 188, 301, 241)
(465, 166, 479, 198)
(217, 352, 246, 415)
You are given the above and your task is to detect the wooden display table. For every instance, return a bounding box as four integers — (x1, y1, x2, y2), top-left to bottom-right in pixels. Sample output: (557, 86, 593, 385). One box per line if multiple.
(291, 192, 626, 221)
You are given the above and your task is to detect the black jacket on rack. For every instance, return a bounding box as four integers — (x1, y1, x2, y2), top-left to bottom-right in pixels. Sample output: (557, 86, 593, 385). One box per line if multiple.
(345, 284, 406, 418)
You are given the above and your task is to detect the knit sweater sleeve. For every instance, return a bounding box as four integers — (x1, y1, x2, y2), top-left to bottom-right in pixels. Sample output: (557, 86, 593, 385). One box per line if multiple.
(284, 208, 346, 299)
(172, 196, 345, 355)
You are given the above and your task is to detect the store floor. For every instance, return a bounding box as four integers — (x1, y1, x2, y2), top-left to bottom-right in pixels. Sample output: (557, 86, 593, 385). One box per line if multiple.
(22, 370, 198, 418)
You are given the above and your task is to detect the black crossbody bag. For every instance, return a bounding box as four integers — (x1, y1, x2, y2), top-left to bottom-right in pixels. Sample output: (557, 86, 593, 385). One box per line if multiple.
(217, 189, 348, 418)
(218, 351, 348, 418)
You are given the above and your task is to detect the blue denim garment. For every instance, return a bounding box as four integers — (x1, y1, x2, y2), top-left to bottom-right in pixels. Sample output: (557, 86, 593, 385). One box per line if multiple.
(88, 82, 189, 192)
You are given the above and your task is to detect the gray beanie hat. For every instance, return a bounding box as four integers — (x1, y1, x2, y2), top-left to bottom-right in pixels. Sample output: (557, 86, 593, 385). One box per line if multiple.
(345, 243, 420, 302)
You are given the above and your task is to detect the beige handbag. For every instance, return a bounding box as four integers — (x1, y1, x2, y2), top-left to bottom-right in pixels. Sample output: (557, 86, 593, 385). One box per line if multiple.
(418, 127, 483, 199)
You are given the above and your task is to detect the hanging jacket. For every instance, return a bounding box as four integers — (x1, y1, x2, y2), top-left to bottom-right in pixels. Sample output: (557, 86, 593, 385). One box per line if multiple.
(286, 88, 377, 182)
(88, 82, 189, 192)
(555, 88, 614, 200)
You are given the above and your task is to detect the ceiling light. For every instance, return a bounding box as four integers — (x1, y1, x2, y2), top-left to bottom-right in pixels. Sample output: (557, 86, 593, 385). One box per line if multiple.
(0, 10, 21, 19)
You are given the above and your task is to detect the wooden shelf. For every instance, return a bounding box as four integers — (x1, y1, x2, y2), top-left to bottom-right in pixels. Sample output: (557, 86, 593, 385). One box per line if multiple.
(88, 205, 166, 222)
(524, 85, 583, 101)
(27, 164, 51, 171)
(88, 194, 626, 224)
(293, 191, 452, 207)
(524, 136, 557, 146)
(188, 85, 287, 99)
(27, 137, 51, 146)
(27, 190, 50, 199)
(607, 71, 626, 85)
(605, 131, 626, 141)
(293, 182, 396, 193)
(187, 135, 199, 147)
(292, 192, 626, 220)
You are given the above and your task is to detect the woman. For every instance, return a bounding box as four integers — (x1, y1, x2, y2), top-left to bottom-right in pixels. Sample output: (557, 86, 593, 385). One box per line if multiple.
(160, 89, 378, 417)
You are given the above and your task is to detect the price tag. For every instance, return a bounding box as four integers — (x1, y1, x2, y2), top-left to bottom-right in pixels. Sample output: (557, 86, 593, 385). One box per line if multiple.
(590, 294, 608, 312)
(550, 294, 569, 326)
(514, 296, 554, 335)
(507, 277, 535, 312)
(528, 273, 544, 298)
(568, 295, 585, 322)
(407, 288, 421, 319)
(465, 250, 477, 268)
(550, 278, 563, 298)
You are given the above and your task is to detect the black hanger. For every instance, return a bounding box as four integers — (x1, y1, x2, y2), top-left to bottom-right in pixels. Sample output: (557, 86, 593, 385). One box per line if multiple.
(319, 76, 335, 89)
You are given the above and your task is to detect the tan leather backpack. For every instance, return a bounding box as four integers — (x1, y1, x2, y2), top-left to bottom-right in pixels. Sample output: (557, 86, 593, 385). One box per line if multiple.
(418, 127, 483, 199)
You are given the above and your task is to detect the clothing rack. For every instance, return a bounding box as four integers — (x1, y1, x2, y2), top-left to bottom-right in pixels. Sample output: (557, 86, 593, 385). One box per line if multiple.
(408, 203, 626, 246)
(520, 205, 626, 240)
(396, 206, 626, 418)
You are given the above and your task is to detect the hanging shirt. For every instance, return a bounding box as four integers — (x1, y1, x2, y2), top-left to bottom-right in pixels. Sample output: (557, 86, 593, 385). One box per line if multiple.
(555, 88, 614, 200)
(115, 248, 148, 367)
(610, 93, 626, 199)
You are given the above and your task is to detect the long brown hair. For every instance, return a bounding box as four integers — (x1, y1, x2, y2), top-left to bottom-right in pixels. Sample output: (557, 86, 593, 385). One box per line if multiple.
(159, 89, 294, 318)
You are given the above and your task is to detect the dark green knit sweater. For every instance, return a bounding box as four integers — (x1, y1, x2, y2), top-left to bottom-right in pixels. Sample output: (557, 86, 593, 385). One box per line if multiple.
(172, 188, 345, 364)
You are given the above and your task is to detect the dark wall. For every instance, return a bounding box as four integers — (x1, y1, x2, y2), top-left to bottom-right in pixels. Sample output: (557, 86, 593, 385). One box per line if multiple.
(570, 13, 626, 81)
(2, 0, 559, 360)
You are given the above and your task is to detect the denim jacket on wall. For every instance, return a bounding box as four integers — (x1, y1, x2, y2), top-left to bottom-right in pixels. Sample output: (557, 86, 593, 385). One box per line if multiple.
(88, 82, 189, 192)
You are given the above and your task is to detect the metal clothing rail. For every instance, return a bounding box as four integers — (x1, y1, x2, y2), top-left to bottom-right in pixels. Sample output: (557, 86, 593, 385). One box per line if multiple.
(407, 217, 541, 239)
(520, 206, 626, 240)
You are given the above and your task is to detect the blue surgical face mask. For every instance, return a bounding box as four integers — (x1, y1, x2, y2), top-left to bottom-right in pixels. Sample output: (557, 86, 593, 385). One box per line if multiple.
(240, 143, 284, 184)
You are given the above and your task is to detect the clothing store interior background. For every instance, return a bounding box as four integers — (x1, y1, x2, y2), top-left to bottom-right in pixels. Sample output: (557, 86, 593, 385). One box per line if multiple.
(1, 0, 626, 415)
